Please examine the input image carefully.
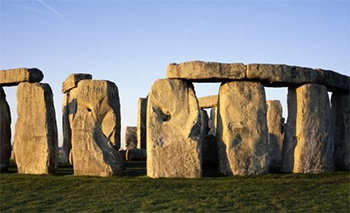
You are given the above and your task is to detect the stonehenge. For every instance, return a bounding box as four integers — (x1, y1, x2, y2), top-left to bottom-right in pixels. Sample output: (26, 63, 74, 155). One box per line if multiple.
(0, 61, 349, 178)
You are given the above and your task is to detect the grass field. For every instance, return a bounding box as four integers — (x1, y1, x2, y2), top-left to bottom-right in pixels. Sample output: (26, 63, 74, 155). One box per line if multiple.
(1, 161, 349, 212)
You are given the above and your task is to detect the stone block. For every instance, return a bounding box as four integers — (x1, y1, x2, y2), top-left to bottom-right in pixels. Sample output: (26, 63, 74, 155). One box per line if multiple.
(0, 87, 11, 172)
(198, 95, 218, 109)
(137, 97, 147, 149)
(125, 126, 137, 149)
(62, 73, 92, 93)
(0, 68, 43, 86)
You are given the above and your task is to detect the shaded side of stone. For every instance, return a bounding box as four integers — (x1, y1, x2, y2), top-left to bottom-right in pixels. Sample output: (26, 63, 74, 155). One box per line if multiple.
(125, 126, 137, 149)
(137, 97, 147, 149)
(0, 68, 43, 86)
(0, 87, 11, 172)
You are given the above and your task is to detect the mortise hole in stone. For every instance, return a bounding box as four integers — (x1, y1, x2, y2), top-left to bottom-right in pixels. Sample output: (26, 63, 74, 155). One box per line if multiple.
(87, 107, 92, 112)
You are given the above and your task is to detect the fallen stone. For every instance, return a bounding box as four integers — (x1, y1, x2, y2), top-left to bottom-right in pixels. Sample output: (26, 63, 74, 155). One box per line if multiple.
(266, 100, 284, 168)
(198, 95, 218, 109)
(62, 73, 92, 94)
(167, 61, 246, 82)
(137, 97, 147, 149)
(147, 79, 202, 178)
(125, 126, 137, 149)
(71, 80, 123, 176)
(281, 84, 334, 173)
(13, 83, 58, 174)
(217, 81, 269, 176)
(0, 87, 11, 172)
(0, 68, 43, 86)
(331, 92, 350, 171)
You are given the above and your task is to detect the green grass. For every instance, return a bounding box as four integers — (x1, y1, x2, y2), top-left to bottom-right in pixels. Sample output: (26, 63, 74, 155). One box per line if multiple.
(1, 162, 349, 212)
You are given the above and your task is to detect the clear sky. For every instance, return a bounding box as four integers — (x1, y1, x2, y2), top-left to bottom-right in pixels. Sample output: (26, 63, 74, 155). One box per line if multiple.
(1, 0, 349, 147)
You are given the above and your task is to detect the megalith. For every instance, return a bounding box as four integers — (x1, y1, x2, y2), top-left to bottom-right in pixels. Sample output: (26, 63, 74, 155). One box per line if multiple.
(13, 83, 58, 174)
(147, 79, 202, 178)
(266, 100, 284, 168)
(281, 84, 334, 173)
(0, 87, 11, 172)
(137, 97, 147, 149)
(0, 68, 43, 86)
(217, 81, 269, 176)
(331, 92, 350, 171)
(125, 126, 137, 149)
(71, 80, 123, 176)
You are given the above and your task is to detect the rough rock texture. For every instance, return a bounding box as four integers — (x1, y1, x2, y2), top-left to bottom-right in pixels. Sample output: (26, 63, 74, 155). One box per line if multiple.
(266, 100, 284, 168)
(0, 87, 11, 172)
(317, 69, 350, 92)
(62, 73, 92, 93)
(13, 83, 58, 174)
(331, 92, 350, 171)
(281, 84, 334, 173)
(137, 97, 147, 149)
(198, 95, 218, 109)
(167, 61, 246, 82)
(217, 81, 269, 176)
(147, 79, 202, 178)
(208, 107, 217, 136)
(0, 68, 43, 86)
(125, 126, 137, 149)
(200, 109, 209, 136)
(71, 80, 123, 176)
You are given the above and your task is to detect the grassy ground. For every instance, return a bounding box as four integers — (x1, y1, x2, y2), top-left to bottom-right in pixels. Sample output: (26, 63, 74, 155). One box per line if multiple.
(1, 161, 349, 212)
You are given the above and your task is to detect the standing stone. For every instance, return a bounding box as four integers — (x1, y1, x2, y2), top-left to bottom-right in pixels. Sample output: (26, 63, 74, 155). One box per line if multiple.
(71, 80, 123, 176)
(208, 107, 217, 136)
(266, 100, 284, 168)
(331, 92, 350, 171)
(217, 81, 269, 176)
(0, 87, 11, 172)
(13, 83, 58, 174)
(282, 84, 334, 173)
(147, 79, 202, 178)
(200, 109, 209, 136)
(125, 126, 137, 149)
(137, 97, 147, 149)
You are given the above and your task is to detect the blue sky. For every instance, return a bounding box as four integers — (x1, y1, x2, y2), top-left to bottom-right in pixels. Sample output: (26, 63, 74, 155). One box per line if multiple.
(1, 0, 349, 147)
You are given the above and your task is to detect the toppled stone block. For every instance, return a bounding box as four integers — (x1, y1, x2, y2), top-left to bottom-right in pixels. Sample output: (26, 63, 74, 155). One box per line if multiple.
(137, 97, 147, 149)
(13, 83, 58, 174)
(282, 84, 334, 173)
(0, 87, 11, 172)
(217, 81, 269, 176)
(167, 61, 246, 82)
(147, 79, 202, 178)
(62, 73, 92, 93)
(0, 68, 43, 86)
(198, 95, 218, 109)
(125, 126, 137, 149)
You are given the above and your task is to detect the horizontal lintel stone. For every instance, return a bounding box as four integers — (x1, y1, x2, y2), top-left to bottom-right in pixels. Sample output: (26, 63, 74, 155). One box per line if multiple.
(198, 95, 218, 109)
(0, 68, 44, 86)
(62, 73, 92, 93)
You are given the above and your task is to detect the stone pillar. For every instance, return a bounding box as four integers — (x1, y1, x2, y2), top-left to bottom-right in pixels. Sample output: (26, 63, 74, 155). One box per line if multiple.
(282, 84, 334, 173)
(125, 126, 137, 149)
(331, 92, 349, 171)
(266, 100, 284, 168)
(200, 109, 209, 137)
(208, 107, 217, 136)
(0, 87, 11, 172)
(71, 80, 123, 177)
(147, 79, 202, 178)
(13, 83, 58, 174)
(217, 81, 269, 176)
(137, 97, 147, 149)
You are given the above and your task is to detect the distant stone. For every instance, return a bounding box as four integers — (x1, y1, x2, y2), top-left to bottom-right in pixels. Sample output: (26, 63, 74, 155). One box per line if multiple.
(0, 87, 11, 172)
(208, 107, 217, 136)
(0, 68, 43, 86)
(217, 81, 269, 176)
(125, 126, 137, 149)
(331, 92, 350, 171)
(202, 134, 218, 169)
(147, 79, 202, 178)
(71, 80, 123, 176)
(126, 148, 146, 161)
(13, 83, 58, 174)
(137, 97, 147, 149)
(282, 84, 334, 173)
(198, 95, 218, 109)
(200, 109, 209, 136)
(266, 100, 284, 168)
(62, 73, 92, 93)
(167, 61, 246, 82)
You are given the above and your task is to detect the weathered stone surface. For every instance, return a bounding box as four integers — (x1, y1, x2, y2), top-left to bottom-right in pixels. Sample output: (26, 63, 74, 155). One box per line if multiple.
(167, 61, 246, 82)
(125, 126, 137, 149)
(200, 109, 209, 136)
(0, 87, 11, 172)
(71, 80, 123, 176)
(331, 92, 350, 171)
(317, 69, 350, 92)
(266, 100, 284, 168)
(62, 73, 92, 93)
(137, 97, 147, 149)
(0, 68, 43, 86)
(147, 79, 202, 178)
(208, 107, 217, 136)
(198, 95, 218, 109)
(217, 81, 269, 176)
(13, 83, 58, 174)
(281, 84, 334, 173)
